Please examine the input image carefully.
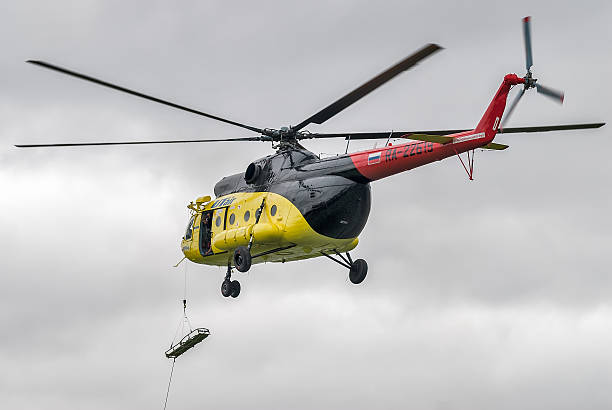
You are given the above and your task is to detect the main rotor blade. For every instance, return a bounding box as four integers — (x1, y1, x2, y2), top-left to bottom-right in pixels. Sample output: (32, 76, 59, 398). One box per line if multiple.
(523, 16, 533, 72)
(15, 136, 269, 148)
(306, 123, 605, 140)
(498, 123, 603, 133)
(291, 44, 443, 132)
(17, 123, 603, 147)
(306, 130, 470, 140)
(501, 87, 525, 128)
(26, 60, 265, 134)
(536, 83, 564, 103)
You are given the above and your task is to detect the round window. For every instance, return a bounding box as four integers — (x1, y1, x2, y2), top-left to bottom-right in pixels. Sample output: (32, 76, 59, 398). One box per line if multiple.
(229, 213, 236, 225)
(270, 205, 277, 216)
(244, 210, 250, 222)
(215, 216, 221, 227)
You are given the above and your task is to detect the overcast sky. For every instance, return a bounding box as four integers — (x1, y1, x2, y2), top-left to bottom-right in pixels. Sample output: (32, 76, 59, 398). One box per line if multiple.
(1, 1, 611, 409)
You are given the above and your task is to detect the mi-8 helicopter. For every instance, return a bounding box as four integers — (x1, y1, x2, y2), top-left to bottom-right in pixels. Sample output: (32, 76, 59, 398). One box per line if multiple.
(18, 17, 603, 298)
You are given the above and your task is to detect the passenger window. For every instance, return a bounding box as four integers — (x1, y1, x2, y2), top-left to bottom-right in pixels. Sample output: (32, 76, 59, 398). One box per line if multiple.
(213, 208, 227, 231)
(270, 205, 277, 216)
(244, 210, 250, 222)
(229, 213, 236, 225)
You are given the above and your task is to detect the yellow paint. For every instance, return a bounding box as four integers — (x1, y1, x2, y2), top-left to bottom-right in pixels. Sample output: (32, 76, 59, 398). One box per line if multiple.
(180, 191, 359, 266)
(195, 195, 211, 205)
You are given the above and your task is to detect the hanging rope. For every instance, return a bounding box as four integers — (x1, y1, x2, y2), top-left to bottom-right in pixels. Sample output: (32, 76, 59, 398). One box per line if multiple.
(182, 299, 193, 333)
(183, 262, 188, 301)
(182, 264, 192, 333)
(163, 358, 176, 410)
(170, 265, 194, 346)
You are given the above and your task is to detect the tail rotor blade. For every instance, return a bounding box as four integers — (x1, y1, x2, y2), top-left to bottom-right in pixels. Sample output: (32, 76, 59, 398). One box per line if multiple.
(536, 83, 564, 103)
(501, 87, 525, 128)
(523, 16, 534, 71)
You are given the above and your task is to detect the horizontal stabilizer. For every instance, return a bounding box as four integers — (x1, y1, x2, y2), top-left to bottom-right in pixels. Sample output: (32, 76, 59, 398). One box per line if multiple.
(400, 133, 454, 144)
(482, 142, 509, 150)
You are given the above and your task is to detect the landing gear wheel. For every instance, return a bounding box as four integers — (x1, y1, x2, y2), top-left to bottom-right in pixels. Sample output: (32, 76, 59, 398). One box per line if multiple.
(221, 280, 233, 297)
(233, 246, 252, 273)
(230, 280, 241, 298)
(349, 259, 368, 284)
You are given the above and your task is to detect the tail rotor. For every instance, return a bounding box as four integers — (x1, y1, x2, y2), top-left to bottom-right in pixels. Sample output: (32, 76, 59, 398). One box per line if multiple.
(523, 16, 534, 73)
(501, 16, 565, 128)
(535, 83, 564, 103)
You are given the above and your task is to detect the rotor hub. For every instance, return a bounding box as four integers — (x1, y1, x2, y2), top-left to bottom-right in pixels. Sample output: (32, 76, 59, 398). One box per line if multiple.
(523, 71, 537, 89)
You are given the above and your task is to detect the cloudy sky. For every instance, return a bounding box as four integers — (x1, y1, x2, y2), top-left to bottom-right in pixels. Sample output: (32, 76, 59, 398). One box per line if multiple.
(1, 1, 611, 409)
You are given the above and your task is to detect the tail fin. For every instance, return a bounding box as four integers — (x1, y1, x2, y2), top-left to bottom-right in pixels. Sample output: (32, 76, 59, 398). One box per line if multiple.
(474, 74, 524, 139)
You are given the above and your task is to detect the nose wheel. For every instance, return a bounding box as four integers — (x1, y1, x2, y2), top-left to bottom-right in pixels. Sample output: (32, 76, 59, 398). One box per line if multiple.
(221, 265, 241, 298)
(221, 246, 253, 299)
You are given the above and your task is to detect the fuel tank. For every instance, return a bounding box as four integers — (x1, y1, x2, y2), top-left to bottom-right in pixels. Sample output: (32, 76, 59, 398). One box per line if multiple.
(272, 176, 371, 239)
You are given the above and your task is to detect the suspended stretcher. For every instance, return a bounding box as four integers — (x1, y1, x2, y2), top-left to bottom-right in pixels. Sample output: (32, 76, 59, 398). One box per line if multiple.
(165, 327, 210, 359)
(162, 284, 211, 409)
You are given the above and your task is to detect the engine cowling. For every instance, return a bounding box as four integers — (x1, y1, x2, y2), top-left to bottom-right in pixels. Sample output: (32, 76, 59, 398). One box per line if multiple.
(244, 162, 261, 184)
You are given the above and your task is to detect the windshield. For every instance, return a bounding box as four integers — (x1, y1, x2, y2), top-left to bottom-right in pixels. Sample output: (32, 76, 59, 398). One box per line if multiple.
(184, 215, 195, 240)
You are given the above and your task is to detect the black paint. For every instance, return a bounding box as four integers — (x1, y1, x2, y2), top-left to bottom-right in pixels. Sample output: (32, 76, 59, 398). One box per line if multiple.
(212, 148, 371, 239)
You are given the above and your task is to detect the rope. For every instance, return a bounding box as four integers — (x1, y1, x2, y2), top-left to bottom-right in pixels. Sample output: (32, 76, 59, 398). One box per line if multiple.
(162, 263, 189, 409)
(181, 265, 192, 334)
(183, 263, 188, 301)
(163, 359, 176, 410)
(169, 263, 194, 348)
(184, 311, 193, 333)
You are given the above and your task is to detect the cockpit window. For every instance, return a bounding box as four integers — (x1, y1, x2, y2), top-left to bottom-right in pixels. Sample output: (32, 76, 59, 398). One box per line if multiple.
(184, 216, 195, 240)
(288, 150, 316, 166)
(267, 154, 286, 173)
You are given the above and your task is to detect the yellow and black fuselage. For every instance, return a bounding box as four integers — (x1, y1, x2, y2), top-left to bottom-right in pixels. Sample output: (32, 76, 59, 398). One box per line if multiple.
(181, 149, 371, 267)
(181, 191, 363, 266)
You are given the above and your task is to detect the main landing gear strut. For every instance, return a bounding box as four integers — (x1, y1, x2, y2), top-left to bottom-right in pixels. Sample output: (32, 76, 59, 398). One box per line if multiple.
(321, 250, 368, 284)
(220, 199, 262, 297)
(221, 243, 252, 298)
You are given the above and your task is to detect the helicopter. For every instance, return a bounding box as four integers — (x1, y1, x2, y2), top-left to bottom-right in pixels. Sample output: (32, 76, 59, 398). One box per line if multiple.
(17, 17, 604, 298)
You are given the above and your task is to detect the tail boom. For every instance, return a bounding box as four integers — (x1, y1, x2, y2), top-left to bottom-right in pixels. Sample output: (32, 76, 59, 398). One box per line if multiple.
(348, 74, 523, 181)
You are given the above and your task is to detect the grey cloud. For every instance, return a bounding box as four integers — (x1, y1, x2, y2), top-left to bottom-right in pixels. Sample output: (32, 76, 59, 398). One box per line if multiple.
(1, 0, 611, 409)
